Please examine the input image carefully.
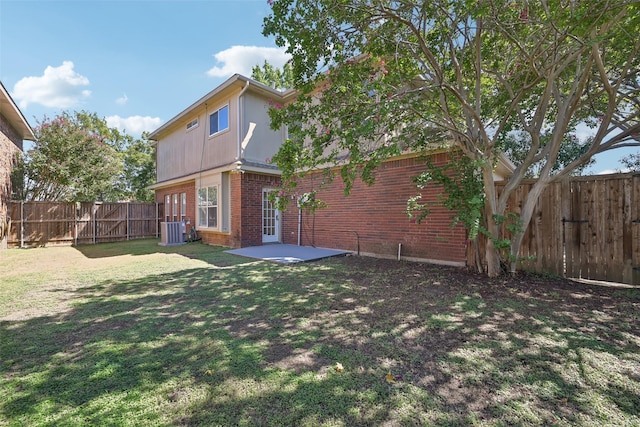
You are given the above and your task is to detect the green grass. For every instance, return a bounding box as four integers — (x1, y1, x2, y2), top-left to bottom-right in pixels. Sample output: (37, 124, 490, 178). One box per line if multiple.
(1, 239, 638, 426)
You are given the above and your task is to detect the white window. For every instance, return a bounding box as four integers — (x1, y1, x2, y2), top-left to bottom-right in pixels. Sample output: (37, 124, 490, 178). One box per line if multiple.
(209, 105, 229, 136)
(172, 194, 178, 221)
(164, 195, 170, 222)
(198, 186, 218, 228)
(186, 118, 198, 131)
(180, 192, 187, 222)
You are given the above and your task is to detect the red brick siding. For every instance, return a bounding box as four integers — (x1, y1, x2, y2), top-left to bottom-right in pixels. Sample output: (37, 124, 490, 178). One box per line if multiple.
(154, 172, 282, 249)
(155, 180, 196, 233)
(281, 153, 467, 265)
(239, 172, 281, 247)
(1, 113, 23, 219)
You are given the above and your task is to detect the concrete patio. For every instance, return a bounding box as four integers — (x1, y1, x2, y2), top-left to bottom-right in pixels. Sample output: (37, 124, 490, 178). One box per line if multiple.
(225, 244, 349, 264)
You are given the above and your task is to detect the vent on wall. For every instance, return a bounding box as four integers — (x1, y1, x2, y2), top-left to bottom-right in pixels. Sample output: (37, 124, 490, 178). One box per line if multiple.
(159, 221, 184, 246)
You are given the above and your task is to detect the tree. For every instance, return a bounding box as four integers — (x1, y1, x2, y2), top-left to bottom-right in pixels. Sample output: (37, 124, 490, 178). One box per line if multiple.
(500, 131, 595, 178)
(264, 0, 640, 277)
(251, 60, 294, 91)
(121, 133, 155, 202)
(11, 111, 154, 202)
(620, 152, 640, 172)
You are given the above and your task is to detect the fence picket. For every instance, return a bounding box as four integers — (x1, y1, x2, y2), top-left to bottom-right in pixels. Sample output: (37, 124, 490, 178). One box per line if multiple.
(7, 200, 159, 248)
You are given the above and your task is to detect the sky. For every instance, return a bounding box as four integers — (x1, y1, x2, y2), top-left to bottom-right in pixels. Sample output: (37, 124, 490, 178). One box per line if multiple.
(0, 0, 636, 175)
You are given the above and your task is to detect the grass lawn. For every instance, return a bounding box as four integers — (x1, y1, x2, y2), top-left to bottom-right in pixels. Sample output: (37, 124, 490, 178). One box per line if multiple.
(1, 239, 638, 426)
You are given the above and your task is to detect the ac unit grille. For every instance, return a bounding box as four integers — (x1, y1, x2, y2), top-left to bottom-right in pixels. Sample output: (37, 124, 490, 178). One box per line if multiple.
(159, 221, 185, 246)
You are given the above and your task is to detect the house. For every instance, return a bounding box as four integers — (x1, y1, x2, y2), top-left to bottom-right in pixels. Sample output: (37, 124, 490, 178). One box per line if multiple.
(0, 81, 36, 249)
(149, 74, 291, 248)
(151, 74, 513, 265)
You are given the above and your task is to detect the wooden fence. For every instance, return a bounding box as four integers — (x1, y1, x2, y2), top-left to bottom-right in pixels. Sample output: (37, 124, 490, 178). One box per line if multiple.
(486, 173, 640, 285)
(7, 201, 161, 248)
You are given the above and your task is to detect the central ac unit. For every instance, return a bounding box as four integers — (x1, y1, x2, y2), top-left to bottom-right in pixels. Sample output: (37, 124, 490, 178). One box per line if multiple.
(159, 221, 184, 246)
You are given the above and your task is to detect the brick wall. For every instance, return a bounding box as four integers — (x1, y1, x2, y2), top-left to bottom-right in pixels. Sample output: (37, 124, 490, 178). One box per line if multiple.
(0, 113, 22, 219)
(154, 180, 197, 240)
(154, 173, 283, 248)
(239, 172, 281, 247)
(281, 153, 468, 265)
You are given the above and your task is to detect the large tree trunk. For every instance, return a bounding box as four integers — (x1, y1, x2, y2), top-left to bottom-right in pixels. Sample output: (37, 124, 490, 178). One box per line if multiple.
(482, 164, 502, 277)
(508, 177, 551, 273)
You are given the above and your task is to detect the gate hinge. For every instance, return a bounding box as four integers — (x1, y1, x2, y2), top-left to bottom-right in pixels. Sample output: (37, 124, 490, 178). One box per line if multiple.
(632, 219, 640, 224)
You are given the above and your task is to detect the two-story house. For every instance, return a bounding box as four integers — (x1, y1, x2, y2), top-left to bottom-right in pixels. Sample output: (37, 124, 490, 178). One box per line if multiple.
(1, 81, 36, 249)
(152, 74, 514, 265)
(149, 74, 291, 248)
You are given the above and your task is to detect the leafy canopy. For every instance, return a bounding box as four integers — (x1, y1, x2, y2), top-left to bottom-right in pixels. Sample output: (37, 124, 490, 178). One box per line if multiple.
(251, 60, 295, 91)
(12, 111, 155, 202)
(264, 0, 640, 276)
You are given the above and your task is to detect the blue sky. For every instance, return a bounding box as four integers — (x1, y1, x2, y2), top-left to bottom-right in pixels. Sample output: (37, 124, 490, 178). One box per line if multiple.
(0, 0, 287, 135)
(0, 0, 636, 174)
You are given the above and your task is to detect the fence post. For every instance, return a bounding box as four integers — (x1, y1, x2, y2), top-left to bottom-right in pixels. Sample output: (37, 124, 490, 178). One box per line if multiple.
(93, 202, 97, 245)
(127, 202, 130, 241)
(20, 200, 24, 249)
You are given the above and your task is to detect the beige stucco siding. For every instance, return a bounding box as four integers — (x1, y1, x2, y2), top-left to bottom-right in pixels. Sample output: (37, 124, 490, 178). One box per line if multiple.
(240, 92, 286, 165)
(156, 92, 240, 182)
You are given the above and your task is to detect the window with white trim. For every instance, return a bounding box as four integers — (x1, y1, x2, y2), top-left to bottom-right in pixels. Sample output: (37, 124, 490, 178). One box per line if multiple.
(198, 186, 218, 228)
(172, 194, 178, 221)
(180, 192, 187, 222)
(209, 105, 229, 136)
(164, 195, 170, 221)
(186, 118, 198, 131)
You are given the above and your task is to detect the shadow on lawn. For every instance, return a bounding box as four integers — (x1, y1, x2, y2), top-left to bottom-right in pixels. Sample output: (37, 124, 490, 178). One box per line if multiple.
(73, 239, 249, 267)
(1, 255, 639, 425)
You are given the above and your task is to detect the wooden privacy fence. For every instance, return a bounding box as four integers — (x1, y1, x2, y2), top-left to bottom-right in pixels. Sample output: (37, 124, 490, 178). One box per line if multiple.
(491, 173, 640, 285)
(7, 201, 161, 248)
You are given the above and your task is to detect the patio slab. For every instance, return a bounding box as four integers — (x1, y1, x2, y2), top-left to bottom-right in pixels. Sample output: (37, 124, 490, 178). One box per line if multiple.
(225, 244, 349, 264)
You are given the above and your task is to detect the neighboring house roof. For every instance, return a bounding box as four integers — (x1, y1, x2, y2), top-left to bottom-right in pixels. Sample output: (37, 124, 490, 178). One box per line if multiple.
(0, 80, 36, 143)
(148, 74, 290, 141)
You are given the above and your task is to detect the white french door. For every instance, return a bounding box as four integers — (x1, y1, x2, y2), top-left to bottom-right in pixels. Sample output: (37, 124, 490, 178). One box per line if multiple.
(262, 189, 280, 243)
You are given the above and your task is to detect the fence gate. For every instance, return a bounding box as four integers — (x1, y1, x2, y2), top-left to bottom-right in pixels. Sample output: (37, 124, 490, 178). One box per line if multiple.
(561, 174, 640, 285)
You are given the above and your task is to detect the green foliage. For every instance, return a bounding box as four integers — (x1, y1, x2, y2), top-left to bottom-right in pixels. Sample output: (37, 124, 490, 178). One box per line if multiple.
(11, 111, 155, 202)
(251, 60, 294, 91)
(407, 155, 485, 240)
(121, 133, 155, 202)
(620, 152, 640, 172)
(499, 131, 595, 178)
(264, 0, 640, 275)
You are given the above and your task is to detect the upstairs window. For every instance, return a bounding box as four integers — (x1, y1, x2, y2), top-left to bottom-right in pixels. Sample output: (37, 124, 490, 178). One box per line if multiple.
(209, 105, 229, 136)
(186, 118, 198, 131)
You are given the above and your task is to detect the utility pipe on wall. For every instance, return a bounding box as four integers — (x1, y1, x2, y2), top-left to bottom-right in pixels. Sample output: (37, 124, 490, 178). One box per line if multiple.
(297, 208, 302, 246)
(398, 243, 402, 261)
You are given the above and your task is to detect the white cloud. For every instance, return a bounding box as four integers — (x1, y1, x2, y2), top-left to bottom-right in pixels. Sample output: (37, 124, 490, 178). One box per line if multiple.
(597, 168, 630, 175)
(13, 61, 91, 109)
(206, 45, 291, 78)
(106, 115, 163, 136)
(116, 94, 129, 105)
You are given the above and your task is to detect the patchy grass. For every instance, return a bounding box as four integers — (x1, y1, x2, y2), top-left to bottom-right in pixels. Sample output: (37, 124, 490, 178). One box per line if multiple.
(1, 239, 638, 426)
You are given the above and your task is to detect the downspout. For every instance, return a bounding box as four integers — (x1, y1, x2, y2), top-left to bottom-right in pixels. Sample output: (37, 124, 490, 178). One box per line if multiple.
(298, 207, 302, 246)
(236, 80, 251, 162)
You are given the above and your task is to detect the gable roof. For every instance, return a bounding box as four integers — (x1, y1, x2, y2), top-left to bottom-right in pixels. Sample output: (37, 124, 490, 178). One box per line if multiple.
(148, 74, 290, 141)
(0, 81, 36, 143)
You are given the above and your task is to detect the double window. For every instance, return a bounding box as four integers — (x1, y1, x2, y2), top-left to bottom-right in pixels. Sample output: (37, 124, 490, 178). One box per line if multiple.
(198, 186, 218, 228)
(209, 105, 229, 136)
